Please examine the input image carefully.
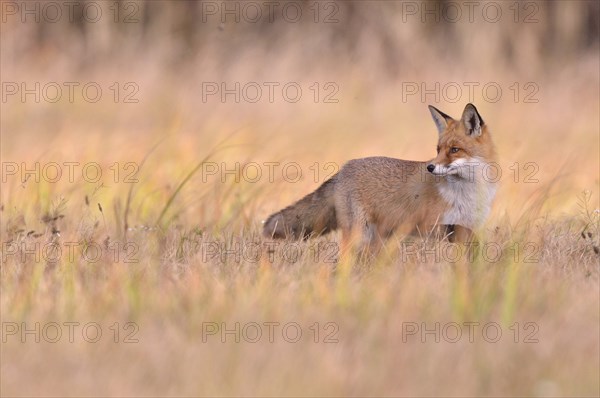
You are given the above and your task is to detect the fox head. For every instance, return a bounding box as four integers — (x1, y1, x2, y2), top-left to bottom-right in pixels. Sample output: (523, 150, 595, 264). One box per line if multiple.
(426, 103, 496, 178)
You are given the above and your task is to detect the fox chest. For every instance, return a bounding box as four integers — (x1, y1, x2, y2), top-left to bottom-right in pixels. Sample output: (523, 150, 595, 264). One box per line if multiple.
(437, 179, 496, 229)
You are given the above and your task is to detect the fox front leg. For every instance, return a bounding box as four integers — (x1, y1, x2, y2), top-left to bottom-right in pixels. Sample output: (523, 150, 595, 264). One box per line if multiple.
(451, 225, 480, 262)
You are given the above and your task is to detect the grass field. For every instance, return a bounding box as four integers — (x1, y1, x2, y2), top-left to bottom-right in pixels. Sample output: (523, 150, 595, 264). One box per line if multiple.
(1, 1, 599, 396)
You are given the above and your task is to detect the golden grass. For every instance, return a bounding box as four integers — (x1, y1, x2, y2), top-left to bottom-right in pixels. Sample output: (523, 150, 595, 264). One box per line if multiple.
(1, 2, 599, 396)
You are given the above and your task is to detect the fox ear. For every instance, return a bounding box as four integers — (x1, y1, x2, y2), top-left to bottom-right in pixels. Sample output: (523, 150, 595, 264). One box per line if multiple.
(428, 105, 452, 135)
(461, 103, 485, 137)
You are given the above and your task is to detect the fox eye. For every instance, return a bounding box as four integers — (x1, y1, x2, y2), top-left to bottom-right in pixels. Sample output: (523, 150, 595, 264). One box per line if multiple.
(450, 147, 460, 153)
(436, 146, 440, 153)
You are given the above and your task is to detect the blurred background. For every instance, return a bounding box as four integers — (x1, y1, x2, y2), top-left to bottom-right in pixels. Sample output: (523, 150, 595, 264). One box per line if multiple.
(2, 0, 599, 229)
(1, 2, 599, 397)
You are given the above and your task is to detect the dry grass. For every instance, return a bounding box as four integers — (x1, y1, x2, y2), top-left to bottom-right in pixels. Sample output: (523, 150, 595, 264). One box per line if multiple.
(1, 1, 599, 396)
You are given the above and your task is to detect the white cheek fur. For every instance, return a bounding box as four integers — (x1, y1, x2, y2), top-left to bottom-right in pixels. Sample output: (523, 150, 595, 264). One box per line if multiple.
(436, 157, 497, 228)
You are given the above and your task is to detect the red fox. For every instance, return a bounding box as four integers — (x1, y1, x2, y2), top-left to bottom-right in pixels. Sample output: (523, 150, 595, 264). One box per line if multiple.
(263, 103, 497, 250)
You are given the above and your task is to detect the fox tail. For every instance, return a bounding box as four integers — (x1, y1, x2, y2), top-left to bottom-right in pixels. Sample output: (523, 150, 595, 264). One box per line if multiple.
(262, 176, 338, 240)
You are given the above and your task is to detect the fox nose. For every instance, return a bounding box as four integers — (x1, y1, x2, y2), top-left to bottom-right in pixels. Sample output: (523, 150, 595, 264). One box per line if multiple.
(427, 164, 435, 173)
